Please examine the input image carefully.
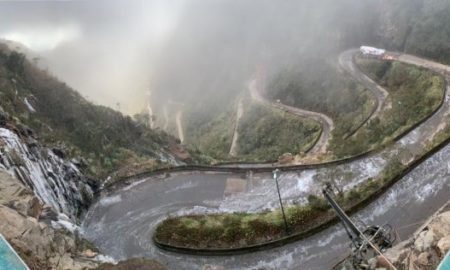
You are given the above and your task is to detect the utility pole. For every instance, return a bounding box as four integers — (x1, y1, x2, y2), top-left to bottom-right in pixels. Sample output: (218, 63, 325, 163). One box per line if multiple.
(273, 169, 289, 234)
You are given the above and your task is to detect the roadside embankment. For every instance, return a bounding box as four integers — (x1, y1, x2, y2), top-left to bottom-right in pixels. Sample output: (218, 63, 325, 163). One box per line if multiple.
(382, 201, 450, 269)
(0, 170, 99, 269)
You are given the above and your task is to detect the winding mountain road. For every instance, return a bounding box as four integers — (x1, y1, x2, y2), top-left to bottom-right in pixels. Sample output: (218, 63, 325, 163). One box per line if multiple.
(249, 76, 335, 155)
(246, 49, 389, 156)
(339, 49, 390, 131)
(82, 50, 450, 269)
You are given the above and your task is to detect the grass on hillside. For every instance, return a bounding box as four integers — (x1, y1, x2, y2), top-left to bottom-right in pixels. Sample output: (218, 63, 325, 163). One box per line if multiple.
(329, 57, 445, 158)
(184, 106, 236, 161)
(236, 101, 321, 161)
(184, 96, 322, 162)
(0, 46, 179, 178)
(268, 60, 376, 142)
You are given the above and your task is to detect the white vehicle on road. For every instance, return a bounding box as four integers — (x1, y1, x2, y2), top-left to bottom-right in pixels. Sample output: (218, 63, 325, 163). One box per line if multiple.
(360, 46, 385, 56)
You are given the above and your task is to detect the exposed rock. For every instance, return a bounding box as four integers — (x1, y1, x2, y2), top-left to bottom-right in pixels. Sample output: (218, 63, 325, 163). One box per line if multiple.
(414, 229, 436, 252)
(437, 236, 450, 256)
(417, 252, 431, 265)
(39, 205, 59, 221)
(429, 211, 450, 238)
(25, 137, 38, 147)
(383, 240, 410, 265)
(0, 170, 42, 217)
(0, 204, 99, 270)
(96, 258, 167, 270)
(0, 127, 94, 219)
(0, 170, 99, 270)
(169, 139, 191, 162)
(71, 157, 88, 169)
(27, 196, 43, 218)
(0, 169, 166, 269)
(51, 253, 98, 270)
(202, 265, 225, 270)
(367, 257, 377, 269)
(82, 249, 99, 258)
(384, 207, 450, 270)
(52, 148, 65, 159)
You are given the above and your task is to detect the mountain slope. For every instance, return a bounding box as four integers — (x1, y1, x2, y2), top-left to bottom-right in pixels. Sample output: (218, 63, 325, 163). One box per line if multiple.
(0, 43, 190, 178)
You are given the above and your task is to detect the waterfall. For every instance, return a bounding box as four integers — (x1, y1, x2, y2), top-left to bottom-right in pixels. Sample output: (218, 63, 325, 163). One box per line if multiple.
(0, 128, 94, 220)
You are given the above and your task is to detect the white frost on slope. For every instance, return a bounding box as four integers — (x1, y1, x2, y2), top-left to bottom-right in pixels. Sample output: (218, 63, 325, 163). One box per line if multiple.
(0, 128, 93, 219)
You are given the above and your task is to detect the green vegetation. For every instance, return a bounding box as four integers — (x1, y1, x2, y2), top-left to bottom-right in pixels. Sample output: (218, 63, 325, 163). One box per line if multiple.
(155, 204, 326, 249)
(154, 156, 407, 249)
(330, 57, 445, 158)
(236, 101, 321, 161)
(268, 60, 376, 143)
(183, 97, 321, 162)
(184, 107, 235, 160)
(0, 45, 183, 178)
(184, 56, 443, 162)
(152, 0, 450, 164)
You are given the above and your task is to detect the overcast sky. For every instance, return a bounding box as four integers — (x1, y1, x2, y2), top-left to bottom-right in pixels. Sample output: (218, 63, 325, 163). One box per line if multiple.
(0, 0, 186, 114)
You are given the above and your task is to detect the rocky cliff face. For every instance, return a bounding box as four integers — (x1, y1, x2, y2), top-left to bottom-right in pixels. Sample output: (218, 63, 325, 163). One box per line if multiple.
(0, 124, 95, 219)
(382, 204, 450, 269)
(0, 110, 171, 269)
(0, 170, 99, 269)
(0, 115, 100, 268)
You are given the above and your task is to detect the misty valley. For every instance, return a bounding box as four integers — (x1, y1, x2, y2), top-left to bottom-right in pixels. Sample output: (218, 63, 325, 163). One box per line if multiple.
(1, 1, 450, 270)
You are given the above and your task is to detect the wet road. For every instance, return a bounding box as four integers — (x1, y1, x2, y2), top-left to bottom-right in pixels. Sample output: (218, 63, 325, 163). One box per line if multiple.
(339, 49, 390, 125)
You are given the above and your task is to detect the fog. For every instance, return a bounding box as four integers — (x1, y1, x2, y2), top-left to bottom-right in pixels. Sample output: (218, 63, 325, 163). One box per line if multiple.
(0, 0, 382, 115)
(0, 0, 185, 114)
